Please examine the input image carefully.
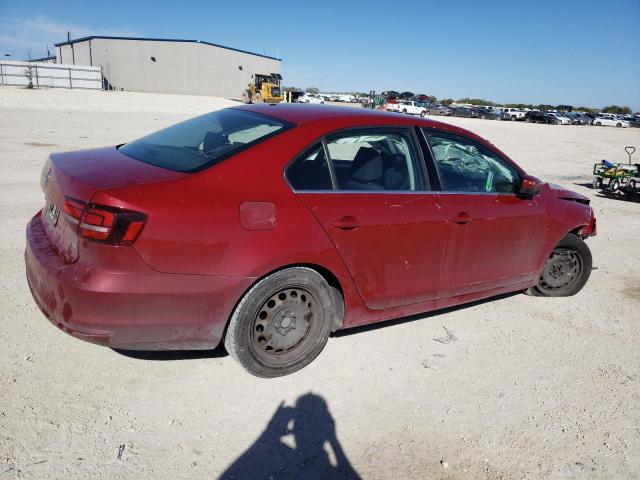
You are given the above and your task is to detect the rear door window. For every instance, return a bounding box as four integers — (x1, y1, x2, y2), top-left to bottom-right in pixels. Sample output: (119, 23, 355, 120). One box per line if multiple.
(325, 129, 426, 191)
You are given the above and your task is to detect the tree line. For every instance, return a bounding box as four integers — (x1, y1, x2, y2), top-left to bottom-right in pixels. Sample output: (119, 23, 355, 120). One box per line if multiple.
(284, 87, 637, 114)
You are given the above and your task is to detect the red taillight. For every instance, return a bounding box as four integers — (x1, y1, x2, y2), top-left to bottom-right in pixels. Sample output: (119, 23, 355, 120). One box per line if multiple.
(79, 206, 116, 241)
(62, 198, 85, 225)
(63, 196, 147, 245)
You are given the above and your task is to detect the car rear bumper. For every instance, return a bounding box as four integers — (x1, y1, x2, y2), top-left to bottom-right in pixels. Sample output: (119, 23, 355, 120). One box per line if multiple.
(25, 212, 255, 350)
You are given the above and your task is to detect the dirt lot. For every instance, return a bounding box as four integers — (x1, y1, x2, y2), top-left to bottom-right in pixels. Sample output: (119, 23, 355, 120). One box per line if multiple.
(1, 88, 639, 479)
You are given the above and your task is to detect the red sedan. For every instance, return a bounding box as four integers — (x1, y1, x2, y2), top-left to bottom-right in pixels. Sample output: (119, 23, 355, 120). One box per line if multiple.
(25, 104, 596, 377)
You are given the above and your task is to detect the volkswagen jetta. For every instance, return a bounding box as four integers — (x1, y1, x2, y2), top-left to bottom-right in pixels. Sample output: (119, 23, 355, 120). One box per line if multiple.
(25, 104, 596, 377)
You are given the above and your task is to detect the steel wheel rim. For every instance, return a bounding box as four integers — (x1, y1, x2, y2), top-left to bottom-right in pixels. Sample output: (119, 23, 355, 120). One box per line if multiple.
(538, 247, 583, 292)
(251, 286, 317, 358)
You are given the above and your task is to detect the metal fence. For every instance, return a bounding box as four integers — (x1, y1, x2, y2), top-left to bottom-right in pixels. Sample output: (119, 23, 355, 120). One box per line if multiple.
(0, 61, 102, 90)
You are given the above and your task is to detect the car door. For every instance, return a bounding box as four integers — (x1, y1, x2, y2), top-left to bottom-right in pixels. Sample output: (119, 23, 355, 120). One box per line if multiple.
(285, 127, 449, 310)
(421, 128, 548, 297)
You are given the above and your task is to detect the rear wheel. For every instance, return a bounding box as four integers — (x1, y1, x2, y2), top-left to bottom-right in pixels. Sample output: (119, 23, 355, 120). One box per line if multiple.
(595, 121, 602, 126)
(224, 267, 337, 378)
(616, 123, 622, 128)
(530, 233, 592, 297)
(420, 111, 426, 117)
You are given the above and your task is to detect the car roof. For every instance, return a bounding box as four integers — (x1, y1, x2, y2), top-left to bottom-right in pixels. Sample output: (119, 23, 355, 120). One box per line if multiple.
(233, 103, 509, 160)
(236, 103, 454, 130)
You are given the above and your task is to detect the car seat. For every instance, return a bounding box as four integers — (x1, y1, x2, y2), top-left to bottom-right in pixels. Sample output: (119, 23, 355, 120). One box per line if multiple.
(345, 147, 384, 190)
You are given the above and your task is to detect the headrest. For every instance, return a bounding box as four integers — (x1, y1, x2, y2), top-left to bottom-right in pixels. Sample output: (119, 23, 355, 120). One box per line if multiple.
(203, 132, 229, 152)
(351, 147, 382, 182)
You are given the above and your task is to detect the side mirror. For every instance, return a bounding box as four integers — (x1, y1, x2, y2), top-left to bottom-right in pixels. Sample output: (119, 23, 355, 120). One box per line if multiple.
(518, 175, 540, 197)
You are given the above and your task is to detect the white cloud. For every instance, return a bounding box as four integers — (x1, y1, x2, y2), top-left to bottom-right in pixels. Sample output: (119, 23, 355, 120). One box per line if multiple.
(0, 16, 139, 59)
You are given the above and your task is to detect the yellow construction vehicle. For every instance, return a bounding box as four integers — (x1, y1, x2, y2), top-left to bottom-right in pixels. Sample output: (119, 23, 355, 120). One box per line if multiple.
(241, 73, 283, 104)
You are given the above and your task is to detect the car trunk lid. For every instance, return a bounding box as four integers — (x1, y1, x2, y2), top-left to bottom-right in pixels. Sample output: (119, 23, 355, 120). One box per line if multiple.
(40, 146, 185, 263)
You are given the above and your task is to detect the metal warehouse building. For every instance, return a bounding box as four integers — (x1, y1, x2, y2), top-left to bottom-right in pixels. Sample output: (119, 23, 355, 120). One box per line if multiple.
(54, 36, 282, 97)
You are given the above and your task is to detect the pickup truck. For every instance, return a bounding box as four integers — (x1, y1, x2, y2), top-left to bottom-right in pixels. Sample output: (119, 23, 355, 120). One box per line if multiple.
(386, 100, 427, 117)
(501, 108, 526, 121)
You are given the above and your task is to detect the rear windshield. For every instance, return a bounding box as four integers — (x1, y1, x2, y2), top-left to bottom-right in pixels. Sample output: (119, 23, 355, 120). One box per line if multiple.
(119, 109, 292, 172)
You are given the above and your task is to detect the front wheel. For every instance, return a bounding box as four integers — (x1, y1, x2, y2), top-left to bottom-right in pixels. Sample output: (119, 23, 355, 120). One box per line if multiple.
(530, 233, 592, 297)
(609, 178, 620, 193)
(592, 177, 603, 189)
(224, 267, 338, 378)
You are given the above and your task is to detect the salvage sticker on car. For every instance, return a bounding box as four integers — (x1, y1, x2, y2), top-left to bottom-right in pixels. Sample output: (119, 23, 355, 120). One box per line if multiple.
(45, 202, 60, 227)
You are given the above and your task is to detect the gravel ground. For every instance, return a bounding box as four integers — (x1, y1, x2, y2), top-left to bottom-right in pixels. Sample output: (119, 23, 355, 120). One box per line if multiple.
(1, 88, 639, 479)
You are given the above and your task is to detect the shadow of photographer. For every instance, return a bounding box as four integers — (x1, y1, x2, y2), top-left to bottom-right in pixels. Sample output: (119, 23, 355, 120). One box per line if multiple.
(219, 392, 360, 480)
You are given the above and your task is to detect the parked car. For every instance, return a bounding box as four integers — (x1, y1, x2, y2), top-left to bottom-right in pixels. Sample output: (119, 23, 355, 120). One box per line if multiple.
(381, 91, 400, 100)
(387, 100, 428, 117)
(297, 94, 325, 104)
(544, 113, 560, 124)
(593, 114, 630, 128)
(426, 104, 453, 116)
(524, 111, 553, 124)
(623, 116, 640, 128)
(546, 112, 572, 125)
(501, 108, 526, 121)
(474, 107, 502, 120)
(25, 104, 596, 377)
(451, 106, 478, 118)
(399, 91, 415, 100)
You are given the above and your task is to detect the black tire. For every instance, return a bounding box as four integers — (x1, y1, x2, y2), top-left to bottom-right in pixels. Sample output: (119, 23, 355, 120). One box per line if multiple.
(616, 123, 622, 128)
(609, 178, 620, 193)
(629, 179, 638, 193)
(592, 177, 603, 189)
(224, 267, 337, 378)
(420, 111, 426, 117)
(595, 121, 601, 126)
(530, 233, 592, 297)
(402, 109, 407, 114)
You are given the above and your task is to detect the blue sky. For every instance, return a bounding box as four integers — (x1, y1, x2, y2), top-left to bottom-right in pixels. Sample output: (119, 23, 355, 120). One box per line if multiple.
(1, 0, 639, 110)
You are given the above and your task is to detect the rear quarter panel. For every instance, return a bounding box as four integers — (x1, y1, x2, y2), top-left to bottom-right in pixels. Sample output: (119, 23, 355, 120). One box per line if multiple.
(90, 123, 373, 328)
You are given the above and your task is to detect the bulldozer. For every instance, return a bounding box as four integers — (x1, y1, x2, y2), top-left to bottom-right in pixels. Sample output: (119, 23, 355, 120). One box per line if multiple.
(241, 73, 284, 104)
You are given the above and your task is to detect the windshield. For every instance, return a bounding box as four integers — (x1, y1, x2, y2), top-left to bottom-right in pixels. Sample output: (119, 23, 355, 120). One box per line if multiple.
(119, 109, 292, 172)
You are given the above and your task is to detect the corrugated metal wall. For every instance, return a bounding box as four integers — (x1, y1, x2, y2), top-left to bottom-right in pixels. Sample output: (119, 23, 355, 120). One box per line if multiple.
(56, 38, 281, 98)
(0, 61, 102, 89)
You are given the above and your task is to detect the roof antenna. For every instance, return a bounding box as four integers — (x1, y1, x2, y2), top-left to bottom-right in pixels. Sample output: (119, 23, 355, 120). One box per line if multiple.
(67, 31, 71, 42)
